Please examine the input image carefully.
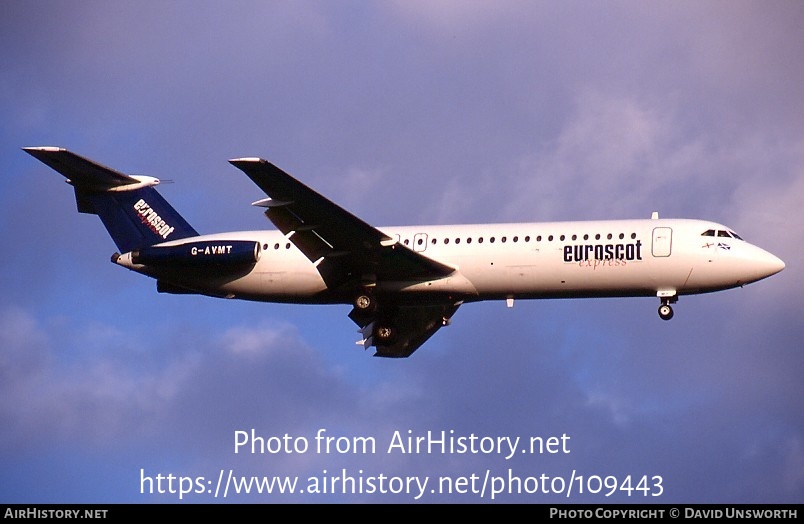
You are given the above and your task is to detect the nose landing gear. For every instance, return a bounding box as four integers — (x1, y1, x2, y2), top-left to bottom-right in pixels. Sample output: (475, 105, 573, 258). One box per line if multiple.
(658, 302, 674, 320)
(657, 291, 677, 321)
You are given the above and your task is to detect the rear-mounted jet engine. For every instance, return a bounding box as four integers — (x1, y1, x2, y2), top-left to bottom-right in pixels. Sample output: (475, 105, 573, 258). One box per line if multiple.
(130, 240, 261, 267)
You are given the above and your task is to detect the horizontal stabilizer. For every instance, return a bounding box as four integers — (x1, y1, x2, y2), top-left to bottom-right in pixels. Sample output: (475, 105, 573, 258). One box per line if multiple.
(23, 147, 141, 190)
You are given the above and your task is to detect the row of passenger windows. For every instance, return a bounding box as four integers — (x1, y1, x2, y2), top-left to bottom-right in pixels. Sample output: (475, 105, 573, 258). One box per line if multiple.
(265, 242, 293, 250)
(403, 232, 639, 247)
(262, 231, 640, 251)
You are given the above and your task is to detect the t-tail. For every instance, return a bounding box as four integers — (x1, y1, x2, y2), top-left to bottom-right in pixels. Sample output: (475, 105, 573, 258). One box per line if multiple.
(23, 147, 199, 252)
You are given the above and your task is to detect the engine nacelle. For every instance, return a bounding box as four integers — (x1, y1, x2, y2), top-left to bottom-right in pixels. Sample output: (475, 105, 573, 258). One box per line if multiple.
(131, 240, 261, 267)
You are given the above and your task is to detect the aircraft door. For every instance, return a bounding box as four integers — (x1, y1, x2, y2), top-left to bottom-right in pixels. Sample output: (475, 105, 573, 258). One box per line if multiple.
(652, 227, 672, 257)
(413, 233, 428, 252)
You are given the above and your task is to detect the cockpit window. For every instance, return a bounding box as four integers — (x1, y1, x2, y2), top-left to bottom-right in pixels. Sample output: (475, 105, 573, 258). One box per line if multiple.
(701, 228, 744, 240)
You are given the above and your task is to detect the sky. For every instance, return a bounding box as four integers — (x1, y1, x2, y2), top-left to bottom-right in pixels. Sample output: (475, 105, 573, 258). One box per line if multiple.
(1, 0, 802, 504)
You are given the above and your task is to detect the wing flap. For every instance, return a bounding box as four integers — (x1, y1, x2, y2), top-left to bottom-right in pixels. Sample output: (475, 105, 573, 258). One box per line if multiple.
(264, 206, 333, 262)
(288, 229, 333, 264)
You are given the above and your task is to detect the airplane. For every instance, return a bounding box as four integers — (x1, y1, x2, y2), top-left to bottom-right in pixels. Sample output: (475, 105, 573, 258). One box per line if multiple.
(23, 146, 785, 358)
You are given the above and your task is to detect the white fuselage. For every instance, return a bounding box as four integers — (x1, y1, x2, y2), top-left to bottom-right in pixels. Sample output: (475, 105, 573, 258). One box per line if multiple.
(26, 147, 786, 354)
(114, 217, 785, 306)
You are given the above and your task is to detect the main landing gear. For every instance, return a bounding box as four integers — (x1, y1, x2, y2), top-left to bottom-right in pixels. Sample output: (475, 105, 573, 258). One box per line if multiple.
(353, 291, 397, 345)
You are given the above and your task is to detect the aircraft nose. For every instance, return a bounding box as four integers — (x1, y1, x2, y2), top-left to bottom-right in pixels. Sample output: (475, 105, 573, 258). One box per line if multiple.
(754, 248, 785, 279)
(733, 244, 785, 285)
(766, 252, 785, 276)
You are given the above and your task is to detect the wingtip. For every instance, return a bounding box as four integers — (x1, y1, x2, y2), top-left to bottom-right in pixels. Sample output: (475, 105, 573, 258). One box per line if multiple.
(23, 146, 66, 153)
(228, 157, 266, 164)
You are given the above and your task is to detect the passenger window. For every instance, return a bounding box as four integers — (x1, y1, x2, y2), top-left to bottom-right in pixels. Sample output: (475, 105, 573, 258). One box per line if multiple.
(478, 237, 484, 243)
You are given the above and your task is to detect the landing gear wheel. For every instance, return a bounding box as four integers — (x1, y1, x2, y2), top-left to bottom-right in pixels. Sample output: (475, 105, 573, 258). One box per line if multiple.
(374, 324, 396, 347)
(354, 294, 375, 313)
(377, 326, 394, 343)
(658, 304, 674, 320)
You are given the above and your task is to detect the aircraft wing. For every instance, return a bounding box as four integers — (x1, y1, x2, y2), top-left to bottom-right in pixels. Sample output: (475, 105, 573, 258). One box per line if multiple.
(350, 301, 462, 358)
(229, 157, 463, 357)
(228, 158, 455, 290)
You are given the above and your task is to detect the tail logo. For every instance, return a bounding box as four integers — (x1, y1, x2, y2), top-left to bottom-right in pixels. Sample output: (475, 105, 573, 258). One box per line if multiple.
(134, 199, 175, 240)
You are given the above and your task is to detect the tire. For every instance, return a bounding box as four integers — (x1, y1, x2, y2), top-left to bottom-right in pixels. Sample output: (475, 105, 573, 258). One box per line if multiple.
(658, 304, 674, 320)
(375, 325, 395, 344)
(355, 294, 373, 311)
